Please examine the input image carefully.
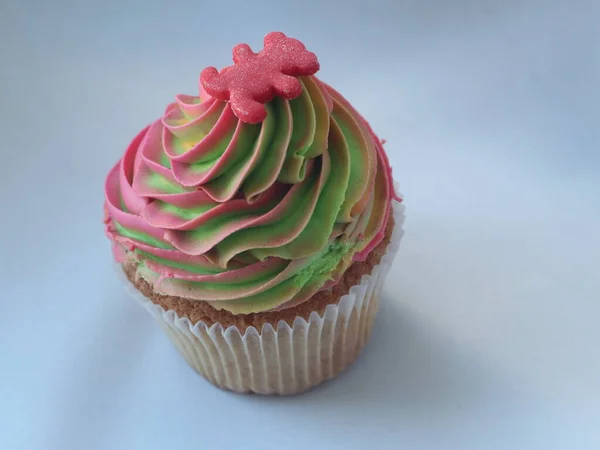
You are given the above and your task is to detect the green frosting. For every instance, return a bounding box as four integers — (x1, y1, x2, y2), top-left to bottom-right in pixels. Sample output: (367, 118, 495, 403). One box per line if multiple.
(106, 74, 390, 315)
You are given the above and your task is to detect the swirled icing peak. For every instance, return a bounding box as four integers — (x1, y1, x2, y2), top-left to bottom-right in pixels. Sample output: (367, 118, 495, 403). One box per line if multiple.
(105, 32, 400, 315)
(201, 32, 320, 124)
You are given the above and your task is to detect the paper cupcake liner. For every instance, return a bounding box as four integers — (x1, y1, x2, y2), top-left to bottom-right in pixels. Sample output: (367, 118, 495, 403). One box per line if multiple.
(117, 201, 405, 395)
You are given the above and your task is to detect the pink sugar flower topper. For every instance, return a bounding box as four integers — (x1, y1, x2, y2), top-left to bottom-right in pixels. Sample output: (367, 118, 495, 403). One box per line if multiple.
(200, 32, 320, 124)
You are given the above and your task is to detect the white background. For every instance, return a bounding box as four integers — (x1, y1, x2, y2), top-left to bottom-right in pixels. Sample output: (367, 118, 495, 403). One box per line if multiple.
(1, 0, 599, 449)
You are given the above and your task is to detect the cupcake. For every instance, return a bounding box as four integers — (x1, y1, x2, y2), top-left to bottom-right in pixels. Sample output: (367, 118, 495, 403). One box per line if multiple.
(105, 32, 404, 395)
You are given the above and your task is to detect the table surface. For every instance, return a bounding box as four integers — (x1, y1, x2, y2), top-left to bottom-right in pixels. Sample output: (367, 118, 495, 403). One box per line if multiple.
(1, 1, 599, 449)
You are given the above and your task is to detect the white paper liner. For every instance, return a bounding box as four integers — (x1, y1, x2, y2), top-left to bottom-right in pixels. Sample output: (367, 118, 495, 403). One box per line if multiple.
(116, 200, 405, 395)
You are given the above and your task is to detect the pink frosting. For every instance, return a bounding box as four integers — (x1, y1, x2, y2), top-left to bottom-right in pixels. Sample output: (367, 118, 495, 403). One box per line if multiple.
(104, 33, 400, 314)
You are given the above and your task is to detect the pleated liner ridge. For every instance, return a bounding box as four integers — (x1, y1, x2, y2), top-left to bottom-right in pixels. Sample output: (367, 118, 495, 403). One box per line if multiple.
(118, 201, 405, 395)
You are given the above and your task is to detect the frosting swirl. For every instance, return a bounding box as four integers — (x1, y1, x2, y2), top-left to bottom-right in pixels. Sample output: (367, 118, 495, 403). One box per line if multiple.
(105, 34, 399, 314)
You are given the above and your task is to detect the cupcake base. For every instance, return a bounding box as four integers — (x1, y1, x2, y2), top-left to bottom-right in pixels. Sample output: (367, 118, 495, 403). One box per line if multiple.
(117, 202, 405, 395)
